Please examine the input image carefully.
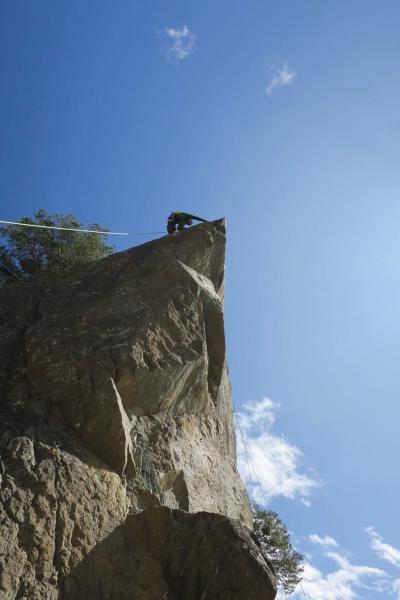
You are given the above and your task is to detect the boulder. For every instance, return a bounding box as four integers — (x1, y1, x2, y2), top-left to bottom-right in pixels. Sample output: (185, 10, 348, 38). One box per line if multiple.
(61, 507, 277, 600)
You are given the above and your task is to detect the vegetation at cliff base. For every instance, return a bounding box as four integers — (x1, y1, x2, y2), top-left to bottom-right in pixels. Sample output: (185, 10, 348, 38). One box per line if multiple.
(0, 209, 114, 281)
(252, 504, 304, 594)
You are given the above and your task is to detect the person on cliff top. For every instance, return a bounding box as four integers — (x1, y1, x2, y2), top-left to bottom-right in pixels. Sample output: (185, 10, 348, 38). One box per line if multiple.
(167, 211, 208, 234)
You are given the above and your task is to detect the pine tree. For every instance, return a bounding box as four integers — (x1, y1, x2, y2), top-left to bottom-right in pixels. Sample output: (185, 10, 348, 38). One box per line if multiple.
(251, 504, 304, 594)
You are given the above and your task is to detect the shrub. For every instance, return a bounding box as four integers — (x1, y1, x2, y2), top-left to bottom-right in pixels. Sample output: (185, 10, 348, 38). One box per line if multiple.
(252, 504, 304, 594)
(0, 209, 113, 281)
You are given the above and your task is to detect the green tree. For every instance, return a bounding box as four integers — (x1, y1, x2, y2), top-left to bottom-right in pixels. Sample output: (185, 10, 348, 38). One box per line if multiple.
(0, 209, 114, 279)
(251, 504, 304, 595)
(0, 245, 21, 285)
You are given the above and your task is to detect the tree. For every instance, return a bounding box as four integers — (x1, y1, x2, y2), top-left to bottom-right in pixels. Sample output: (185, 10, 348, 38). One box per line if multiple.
(0, 245, 21, 285)
(251, 504, 304, 595)
(0, 209, 114, 280)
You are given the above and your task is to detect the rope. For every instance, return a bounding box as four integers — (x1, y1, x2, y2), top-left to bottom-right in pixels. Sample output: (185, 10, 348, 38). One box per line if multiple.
(0, 220, 166, 237)
(233, 403, 270, 508)
(299, 582, 311, 600)
(234, 405, 310, 598)
(131, 231, 165, 235)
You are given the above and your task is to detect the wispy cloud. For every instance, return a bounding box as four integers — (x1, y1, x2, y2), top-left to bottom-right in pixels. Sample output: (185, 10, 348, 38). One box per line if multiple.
(366, 527, 400, 568)
(164, 25, 196, 63)
(393, 578, 400, 599)
(308, 534, 339, 548)
(282, 549, 388, 600)
(291, 553, 388, 600)
(236, 398, 319, 505)
(281, 531, 397, 600)
(266, 61, 296, 95)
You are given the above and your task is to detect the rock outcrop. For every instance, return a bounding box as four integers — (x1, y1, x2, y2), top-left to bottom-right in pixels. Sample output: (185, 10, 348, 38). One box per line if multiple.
(0, 220, 276, 599)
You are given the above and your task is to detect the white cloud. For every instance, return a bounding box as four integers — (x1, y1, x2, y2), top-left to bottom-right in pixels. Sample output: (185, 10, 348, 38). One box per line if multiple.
(308, 534, 339, 548)
(366, 527, 400, 569)
(164, 25, 196, 63)
(266, 61, 296, 95)
(236, 398, 319, 505)
(393, 578, 400, 599)
(285, 553, 388, 600)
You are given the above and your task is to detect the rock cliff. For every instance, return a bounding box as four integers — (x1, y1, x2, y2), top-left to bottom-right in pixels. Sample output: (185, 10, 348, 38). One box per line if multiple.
(0, 219, 276, 599)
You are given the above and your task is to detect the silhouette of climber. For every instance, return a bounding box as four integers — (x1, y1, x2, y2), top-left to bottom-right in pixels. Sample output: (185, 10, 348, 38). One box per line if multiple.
(167, 211, 208, 234)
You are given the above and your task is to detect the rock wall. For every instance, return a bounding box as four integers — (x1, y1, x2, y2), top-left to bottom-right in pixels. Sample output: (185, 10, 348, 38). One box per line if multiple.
(0, 220, 276, 599)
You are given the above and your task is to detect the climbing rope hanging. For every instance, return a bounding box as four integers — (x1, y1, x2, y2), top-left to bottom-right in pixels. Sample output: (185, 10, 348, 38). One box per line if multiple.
(0, 220, 165, 237)
(233, 404, 312, 600)
(233, 403, 270, 508)
(300, 583, 311, 600)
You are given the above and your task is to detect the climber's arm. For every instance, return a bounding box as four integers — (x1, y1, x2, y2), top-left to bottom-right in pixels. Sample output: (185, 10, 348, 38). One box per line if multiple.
(185, 214, 208, 223)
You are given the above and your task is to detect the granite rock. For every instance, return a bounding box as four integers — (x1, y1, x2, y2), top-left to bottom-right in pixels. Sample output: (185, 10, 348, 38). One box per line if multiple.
(0, 220, 276, 599)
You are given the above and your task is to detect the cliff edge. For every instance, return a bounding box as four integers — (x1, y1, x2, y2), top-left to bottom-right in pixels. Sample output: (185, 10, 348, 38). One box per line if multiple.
(0, 219, 276, 599)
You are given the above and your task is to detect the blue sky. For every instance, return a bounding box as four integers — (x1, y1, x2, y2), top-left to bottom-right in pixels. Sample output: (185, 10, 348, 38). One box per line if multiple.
(2, 1, 400, 597)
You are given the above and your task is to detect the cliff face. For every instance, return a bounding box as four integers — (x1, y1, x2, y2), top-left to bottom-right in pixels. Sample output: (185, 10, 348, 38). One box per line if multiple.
(0, 220, 276, 599)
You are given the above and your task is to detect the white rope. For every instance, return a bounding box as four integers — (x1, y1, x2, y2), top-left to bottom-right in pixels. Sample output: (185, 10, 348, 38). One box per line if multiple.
(300, 582, 311, 600)
(0, 220, 128, 236)
(233, 406, 310, 597)
(233, 404, 270, 508)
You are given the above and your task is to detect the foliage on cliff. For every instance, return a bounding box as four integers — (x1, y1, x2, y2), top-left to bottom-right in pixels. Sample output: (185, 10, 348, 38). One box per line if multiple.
(252, 504, 304, 594)
(0, 209, 113, 279)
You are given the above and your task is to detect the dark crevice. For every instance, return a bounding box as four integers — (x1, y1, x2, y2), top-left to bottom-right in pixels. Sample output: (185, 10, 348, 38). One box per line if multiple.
(202, 295, 225, 404)
(52, 457, 65, 583)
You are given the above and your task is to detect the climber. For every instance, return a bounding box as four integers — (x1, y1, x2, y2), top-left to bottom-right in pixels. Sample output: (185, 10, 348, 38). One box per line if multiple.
(167, 211, 208, 234)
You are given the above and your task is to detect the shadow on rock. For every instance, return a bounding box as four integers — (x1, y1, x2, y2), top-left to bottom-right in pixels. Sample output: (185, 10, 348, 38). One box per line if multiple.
(59, 507, 277, 600)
